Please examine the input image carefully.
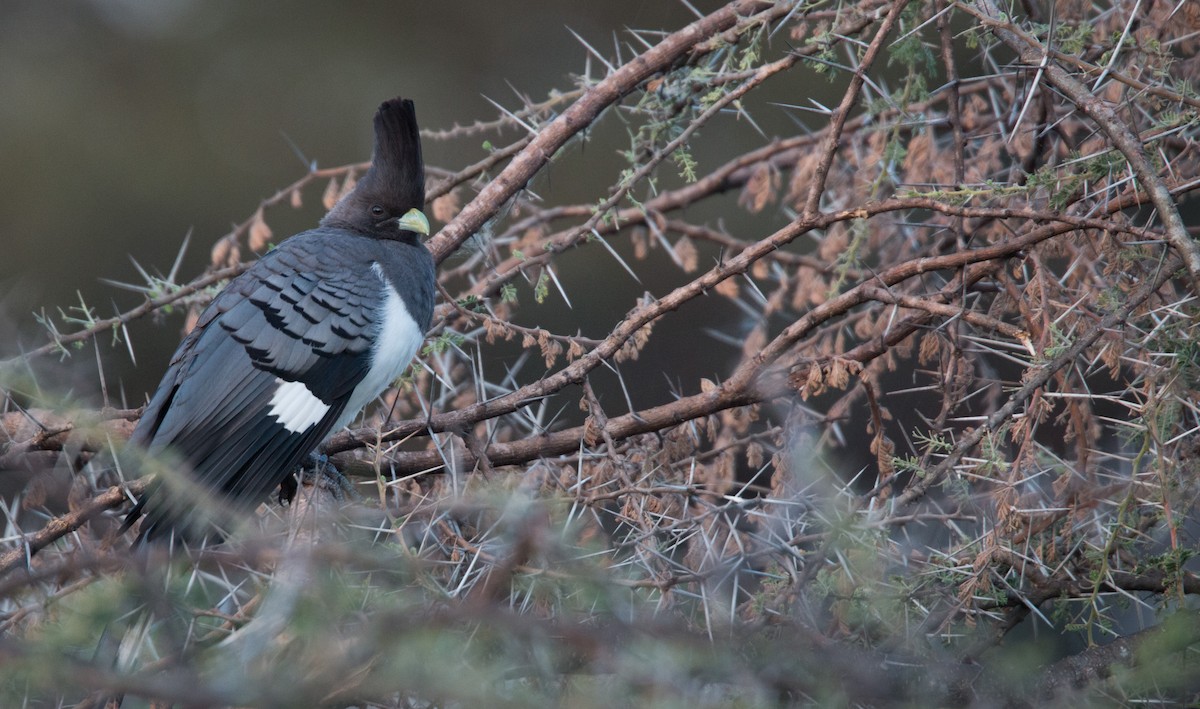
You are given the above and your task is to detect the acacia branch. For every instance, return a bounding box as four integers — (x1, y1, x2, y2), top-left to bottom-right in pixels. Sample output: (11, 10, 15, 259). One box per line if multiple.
(330, 199, 1125, 465)
(801, 0, 907, 217)
(895, 253, 1180, 508)
(969, 0, 1200, 290)
(0, 480, 147, 578)
(424, 0, 789, 264)
(0, 265, 245, 366)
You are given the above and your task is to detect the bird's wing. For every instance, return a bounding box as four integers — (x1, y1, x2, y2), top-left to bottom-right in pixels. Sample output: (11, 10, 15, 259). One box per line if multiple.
(129, 237, 383, 541)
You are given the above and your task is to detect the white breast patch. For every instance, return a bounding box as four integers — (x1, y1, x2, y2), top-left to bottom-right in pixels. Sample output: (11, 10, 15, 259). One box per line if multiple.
(331, 263, 424, 431)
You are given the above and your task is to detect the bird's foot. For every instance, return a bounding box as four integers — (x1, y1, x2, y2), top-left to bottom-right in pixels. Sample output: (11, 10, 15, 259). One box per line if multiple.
(280, 453, 359, 505)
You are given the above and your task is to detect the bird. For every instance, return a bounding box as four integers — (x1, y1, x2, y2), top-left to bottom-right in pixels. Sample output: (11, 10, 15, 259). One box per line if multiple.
(122, 97, 434, 545)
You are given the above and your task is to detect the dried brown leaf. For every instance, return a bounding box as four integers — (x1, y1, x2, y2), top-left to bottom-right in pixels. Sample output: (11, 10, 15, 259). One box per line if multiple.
(322, 177, 341, 210)
(210, 237, 233, 268)
(739, 163, 778, 214)
(902, 131, 932, 185)
(919, 333, 942, 365)
(484, 319, 510, 345)
(746, 442, 764, 470)
(751, 259, 768, 280)
(801, 365, 824, 400)
(631, 229, 648, 260)
(818, 224, 849, 262)
(432, 190, 461, 224)
(183, 305, 201, 335)
(674, 235, 699, 273)
(787, 152, 821, 210)
(338, 171, 357, 200)
(249, 210, 273, 251)
(714, 277, 740, 299)
(742, 327, 767, 359)
(826, 358, 851, 390)
(540, 336, 563, 368)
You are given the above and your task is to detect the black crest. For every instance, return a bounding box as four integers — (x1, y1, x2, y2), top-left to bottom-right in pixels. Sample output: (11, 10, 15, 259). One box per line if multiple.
(365, 97, 425, 210)
(322, 97, 425, 234)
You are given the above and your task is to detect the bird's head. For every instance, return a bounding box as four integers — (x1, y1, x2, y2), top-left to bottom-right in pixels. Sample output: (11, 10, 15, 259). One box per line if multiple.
(322, 97, 429, 240)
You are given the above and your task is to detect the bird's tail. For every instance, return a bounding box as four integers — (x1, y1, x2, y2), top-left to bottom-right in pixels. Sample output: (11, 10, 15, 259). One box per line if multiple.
(88, 603, 151, 708)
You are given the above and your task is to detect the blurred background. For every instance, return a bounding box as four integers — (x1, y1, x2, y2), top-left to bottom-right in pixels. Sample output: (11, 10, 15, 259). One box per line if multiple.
(5, 4, 1200, 702)
(0, 0, 771, 408)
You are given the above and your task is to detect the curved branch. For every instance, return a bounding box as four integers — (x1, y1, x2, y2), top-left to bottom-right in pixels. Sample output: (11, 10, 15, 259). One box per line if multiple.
(0, 265, 246, 366)
(424, 0, 788, 264)
(0, 480, 146, 579)
(894, 253, 1180, 508)
(329, 199, 1130, 461)
(969, 0, 1200, 290)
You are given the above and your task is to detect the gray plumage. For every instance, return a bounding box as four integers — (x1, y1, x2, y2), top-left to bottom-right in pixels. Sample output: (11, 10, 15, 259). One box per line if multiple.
(125, 98, 434, 544)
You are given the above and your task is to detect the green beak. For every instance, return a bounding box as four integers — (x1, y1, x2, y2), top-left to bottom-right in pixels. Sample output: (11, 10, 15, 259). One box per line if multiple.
(397, 208, 430, 236)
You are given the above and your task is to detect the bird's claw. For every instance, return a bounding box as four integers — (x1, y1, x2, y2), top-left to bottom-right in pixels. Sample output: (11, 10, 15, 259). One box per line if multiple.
(279, 452, 359, 504)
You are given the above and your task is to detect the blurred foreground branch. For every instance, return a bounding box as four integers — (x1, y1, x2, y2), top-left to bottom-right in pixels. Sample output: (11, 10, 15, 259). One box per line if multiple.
(4, 0, 1200, 705)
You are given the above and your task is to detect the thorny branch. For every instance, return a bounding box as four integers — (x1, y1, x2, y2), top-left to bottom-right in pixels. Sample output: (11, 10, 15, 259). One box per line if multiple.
(967, 0, 1200, 289)
(4, 0, 1200, 705)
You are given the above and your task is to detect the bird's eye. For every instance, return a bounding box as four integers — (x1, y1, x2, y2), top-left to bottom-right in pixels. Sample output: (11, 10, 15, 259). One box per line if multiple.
(370, 205, 385, 218)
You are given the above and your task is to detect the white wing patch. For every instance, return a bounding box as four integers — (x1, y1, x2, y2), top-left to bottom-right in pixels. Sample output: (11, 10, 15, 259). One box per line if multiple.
(333, 263, 424, 431)
(268, 378, 330, 433)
